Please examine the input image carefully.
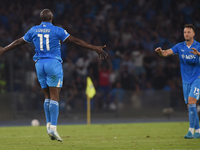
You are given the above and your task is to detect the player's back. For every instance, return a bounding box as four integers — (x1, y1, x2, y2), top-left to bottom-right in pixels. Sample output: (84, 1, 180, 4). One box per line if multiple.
(23, 22, 70, 62)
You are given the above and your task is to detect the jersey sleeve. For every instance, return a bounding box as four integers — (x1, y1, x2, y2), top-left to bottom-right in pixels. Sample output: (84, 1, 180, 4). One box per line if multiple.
(57, 27, 70, 42)
(171, 43, 180, 54)
(23, 27, 33, 43)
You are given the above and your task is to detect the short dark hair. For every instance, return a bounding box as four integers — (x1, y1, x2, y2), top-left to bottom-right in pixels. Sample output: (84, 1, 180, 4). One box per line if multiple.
(184, 24, 195, 32)
(40, 9, 53, 22)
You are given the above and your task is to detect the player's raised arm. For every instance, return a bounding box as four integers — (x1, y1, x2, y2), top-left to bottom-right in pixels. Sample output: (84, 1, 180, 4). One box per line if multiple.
(155, 47, 174, 57)
(65, 35, 108, 59)
(0, 38, 27, 59)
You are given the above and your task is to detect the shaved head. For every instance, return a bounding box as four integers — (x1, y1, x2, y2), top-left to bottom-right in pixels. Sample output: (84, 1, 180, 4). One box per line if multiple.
(40, 9, 53, 22)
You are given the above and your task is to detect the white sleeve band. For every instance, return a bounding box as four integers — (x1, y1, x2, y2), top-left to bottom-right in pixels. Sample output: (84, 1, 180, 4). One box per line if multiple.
(63, 34, 70, 42)
(22, 37, 31, 43)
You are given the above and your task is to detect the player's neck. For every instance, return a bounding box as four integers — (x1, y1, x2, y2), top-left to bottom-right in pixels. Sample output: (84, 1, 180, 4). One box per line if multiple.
(186, 39, 194, 47)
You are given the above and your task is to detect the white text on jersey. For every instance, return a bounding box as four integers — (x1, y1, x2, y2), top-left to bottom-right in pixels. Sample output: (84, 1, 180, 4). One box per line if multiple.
(181, 54, 196, 59)
(36, 29, 50, 33)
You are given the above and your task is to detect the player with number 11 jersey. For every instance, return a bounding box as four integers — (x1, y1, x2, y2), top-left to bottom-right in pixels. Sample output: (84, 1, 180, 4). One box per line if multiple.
(0, 9, 108, 142)
(23, 22, 70, 62)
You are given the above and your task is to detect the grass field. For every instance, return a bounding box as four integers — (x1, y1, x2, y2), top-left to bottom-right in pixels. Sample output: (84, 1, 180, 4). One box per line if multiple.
(0, 122, 199, 150)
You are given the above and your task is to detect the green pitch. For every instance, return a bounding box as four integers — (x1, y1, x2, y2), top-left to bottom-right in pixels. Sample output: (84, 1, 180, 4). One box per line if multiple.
(0, 122, 199, 150)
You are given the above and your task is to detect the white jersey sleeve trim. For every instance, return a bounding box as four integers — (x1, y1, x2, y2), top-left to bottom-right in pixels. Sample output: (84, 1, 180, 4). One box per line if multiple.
(63, 34, 70, 42)
(22, 37, 31, 43)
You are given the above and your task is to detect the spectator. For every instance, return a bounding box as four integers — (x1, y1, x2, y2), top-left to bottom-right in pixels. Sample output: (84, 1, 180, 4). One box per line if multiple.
(98, 59, 112, 108)
(1, 0, 200, 113)
(73, 76, 86, 110)
(75, 53, 90, 79)
(120, 51, 134, 74)
(63, 56, 76, 85)
(120, 65, 134, 90)
(108, 81, 125, 110)
(131, 48, 146, 76)
(152, 66, 167, 90)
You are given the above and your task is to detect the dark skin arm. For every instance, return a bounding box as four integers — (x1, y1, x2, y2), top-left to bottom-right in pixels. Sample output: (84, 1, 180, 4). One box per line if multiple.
(0, 38, 27, 59)
(0, 35, 108, 59)
(65, 35, 108, 59)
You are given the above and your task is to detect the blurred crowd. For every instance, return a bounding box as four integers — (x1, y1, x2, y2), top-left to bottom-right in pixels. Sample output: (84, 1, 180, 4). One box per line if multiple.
(0, 0, 200, 110)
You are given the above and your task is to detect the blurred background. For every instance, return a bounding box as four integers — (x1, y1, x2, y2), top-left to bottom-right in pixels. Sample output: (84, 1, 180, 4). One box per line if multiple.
(0, 0, 200, 125)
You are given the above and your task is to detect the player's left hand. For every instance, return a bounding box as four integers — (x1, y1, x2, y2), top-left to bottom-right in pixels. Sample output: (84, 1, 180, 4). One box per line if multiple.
(0, 47, 4, 59)
(94, 45, 108, 59)
(190, 48, 200, 56)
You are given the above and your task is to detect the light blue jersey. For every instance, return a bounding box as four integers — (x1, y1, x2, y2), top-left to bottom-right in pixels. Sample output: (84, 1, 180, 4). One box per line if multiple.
(171, 40, 200, 84)
(23, 22, 70, 62)
(23, 22, 69, 89)
(171, 40, 200, 103)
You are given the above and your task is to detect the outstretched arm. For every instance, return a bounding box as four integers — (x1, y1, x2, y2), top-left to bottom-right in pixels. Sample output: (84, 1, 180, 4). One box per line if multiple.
(0, 38, 27, 59)
(65, 35, 108, 59)
(155, 47, 174, 57)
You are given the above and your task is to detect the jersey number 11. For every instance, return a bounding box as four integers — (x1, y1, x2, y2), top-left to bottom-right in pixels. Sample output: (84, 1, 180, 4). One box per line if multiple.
(38, 34, 50, 51)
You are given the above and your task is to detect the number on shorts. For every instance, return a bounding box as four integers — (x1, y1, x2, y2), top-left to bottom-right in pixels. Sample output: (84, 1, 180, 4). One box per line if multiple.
(194, 87, 199, 93)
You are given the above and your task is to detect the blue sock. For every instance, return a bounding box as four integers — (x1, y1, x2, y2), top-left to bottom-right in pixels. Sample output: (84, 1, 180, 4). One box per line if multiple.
(44, 99, 51, 123)
(49, 100, 59, 126)
(195, 111, 200, 130)
(188, 104, 197, 129)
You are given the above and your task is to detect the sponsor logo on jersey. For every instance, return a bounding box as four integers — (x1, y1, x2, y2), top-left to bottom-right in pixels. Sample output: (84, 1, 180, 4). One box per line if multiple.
(181, 54, 196, 59)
